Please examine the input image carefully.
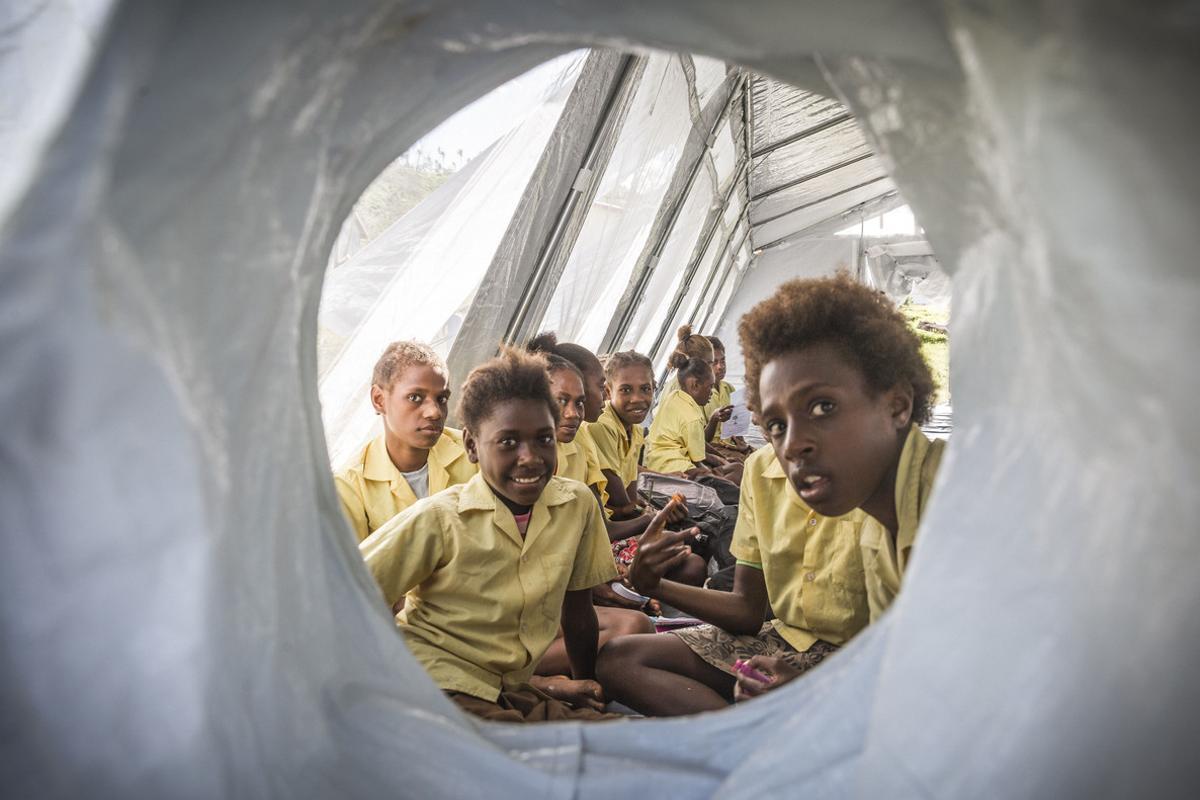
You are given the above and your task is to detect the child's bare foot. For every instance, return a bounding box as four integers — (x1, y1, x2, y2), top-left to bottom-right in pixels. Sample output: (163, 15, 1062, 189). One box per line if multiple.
(533, 675, 607, 711)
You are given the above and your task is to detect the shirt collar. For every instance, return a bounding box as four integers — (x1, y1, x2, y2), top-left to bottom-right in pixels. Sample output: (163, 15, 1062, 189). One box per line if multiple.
(456, 472, 574, 514)
(895, 424, 937, 552)
(362, 436, 400, 482)
(363, 430, 467, 483)
(672, 389, 702, 413)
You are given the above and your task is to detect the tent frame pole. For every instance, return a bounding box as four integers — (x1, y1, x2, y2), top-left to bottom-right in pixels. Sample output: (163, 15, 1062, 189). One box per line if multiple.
(601, 72, 747, 353)
(501, 53, 642, 344)
(646, 159, 747, 366)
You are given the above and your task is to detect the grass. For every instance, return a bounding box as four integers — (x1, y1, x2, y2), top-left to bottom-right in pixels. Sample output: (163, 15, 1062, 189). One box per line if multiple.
(901, 300, 951, 405)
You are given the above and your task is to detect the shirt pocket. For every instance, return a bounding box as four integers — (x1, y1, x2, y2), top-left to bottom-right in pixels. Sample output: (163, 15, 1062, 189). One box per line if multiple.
(538, 554, 574, 623)
(800, 533, 869, 642)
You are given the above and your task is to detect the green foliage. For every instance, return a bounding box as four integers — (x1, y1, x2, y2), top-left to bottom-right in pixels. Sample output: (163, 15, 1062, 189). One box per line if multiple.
(901, 300, 950, 404)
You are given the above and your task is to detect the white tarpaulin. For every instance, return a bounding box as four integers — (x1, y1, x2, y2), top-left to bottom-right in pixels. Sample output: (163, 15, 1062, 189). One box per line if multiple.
(2, 1, 1198, 798)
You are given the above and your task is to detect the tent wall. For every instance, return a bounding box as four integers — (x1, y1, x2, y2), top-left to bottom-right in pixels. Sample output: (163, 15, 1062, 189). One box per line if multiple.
(444, 50, 635, 404)
(536, 53, 699, 350)
(714, 237, 860, 388)
(317, 54, 587, 466)
(3, 1, 1198, 798)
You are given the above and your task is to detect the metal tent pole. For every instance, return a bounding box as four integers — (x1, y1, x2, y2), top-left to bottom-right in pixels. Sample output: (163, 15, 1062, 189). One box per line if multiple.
(600, 72, 747, 353)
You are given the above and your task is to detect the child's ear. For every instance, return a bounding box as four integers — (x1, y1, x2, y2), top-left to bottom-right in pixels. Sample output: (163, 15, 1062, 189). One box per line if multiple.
(603, 382, 611, 401)
(887, 382, 914, 430)
(463, 429, 480, 464)
(370, 384, 386, 415)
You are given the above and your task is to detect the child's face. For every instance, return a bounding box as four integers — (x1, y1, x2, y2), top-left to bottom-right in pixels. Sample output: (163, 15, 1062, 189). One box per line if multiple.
(550, 369, 586, 444)
(370, 364, 450, 451)
(464, 398, 558, 509)
(684, 368, 715, 407)
(608, 365, 654, 426)
(712, 348, 727, 382)
(758, 342, 911, 520)
(579, 362, 607, 423)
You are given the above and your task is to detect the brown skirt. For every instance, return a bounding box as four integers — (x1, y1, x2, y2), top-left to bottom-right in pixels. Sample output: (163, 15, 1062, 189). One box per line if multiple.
(671, 621, 838, 677)
(710, 441, 752, 464)
(447, 685, 622, 723)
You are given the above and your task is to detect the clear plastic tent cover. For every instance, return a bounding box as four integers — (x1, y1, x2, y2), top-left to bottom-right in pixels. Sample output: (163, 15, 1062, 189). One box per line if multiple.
(319, 53, 584, 467)
(538, 53, 693, 351)
(3, 2, 1199, 798)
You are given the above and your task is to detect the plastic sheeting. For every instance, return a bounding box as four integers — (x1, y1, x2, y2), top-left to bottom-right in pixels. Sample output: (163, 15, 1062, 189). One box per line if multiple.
(538, 54, 694, 349)
(318, 56, 584, 467)
(3, 1, 1199, 798)
(861, 238, 952, 306)
(746, 74, 895, 252)
(714, 237, 861, 388)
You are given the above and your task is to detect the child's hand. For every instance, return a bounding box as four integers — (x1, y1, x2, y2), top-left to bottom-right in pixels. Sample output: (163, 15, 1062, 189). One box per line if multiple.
(627, 498, 696, 594)
(715, 404, 734, 422)
(732, 656, 800, 701)
(541, 677, 607, 711)
(663, 498, 689, 524)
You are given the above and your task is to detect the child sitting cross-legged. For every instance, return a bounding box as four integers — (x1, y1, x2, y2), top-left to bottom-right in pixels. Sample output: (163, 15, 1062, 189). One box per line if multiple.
(727, 274, 945, 701)
(703, 336, 753, 461)
(359, 348, 637, 722)
(646, 349, 742, 486)
(335, 341, 475, 542)
(600, 279, 939, 716)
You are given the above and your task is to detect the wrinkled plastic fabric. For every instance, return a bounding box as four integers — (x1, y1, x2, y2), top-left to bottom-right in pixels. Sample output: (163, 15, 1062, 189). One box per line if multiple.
(746, 75, 894, 250)
(861, 239, 951, 305)
(3, 1, 1199, 799)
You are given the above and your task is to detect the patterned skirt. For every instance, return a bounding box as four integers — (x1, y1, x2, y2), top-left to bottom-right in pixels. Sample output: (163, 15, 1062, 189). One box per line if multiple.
(671, 621, 837, 677)
(611, 536, 639, 566)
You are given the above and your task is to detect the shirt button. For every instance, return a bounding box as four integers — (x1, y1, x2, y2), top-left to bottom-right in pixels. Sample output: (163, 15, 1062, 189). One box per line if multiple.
(805, 572, 816, 582)
(808, 518, 817, 526)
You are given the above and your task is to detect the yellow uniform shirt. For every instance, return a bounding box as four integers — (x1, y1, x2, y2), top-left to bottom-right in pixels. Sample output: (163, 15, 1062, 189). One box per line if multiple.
(704, 380, 736, 444)
(360, 474, 618, 701)
(334, 429, 476, 542)
(860, 425, 946, 620)
(585, 403, 643, 488)
(730, 446, 870, 650)
(556, 426, 609, 508)
(645, 389, 706, 473)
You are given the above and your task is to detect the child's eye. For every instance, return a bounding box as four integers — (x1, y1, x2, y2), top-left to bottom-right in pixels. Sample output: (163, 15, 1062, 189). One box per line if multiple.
(538, 434, 556, 445)
(499, 437, 517, 448)
(437, 394, 450, 406)
(765, 420, 786, 437)
(408, 394, 423, 403)
(810, 400, 836, 418)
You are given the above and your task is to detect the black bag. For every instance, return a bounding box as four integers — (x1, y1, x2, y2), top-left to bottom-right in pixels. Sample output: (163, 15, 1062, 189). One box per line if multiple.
(637, 473, 738, 571)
